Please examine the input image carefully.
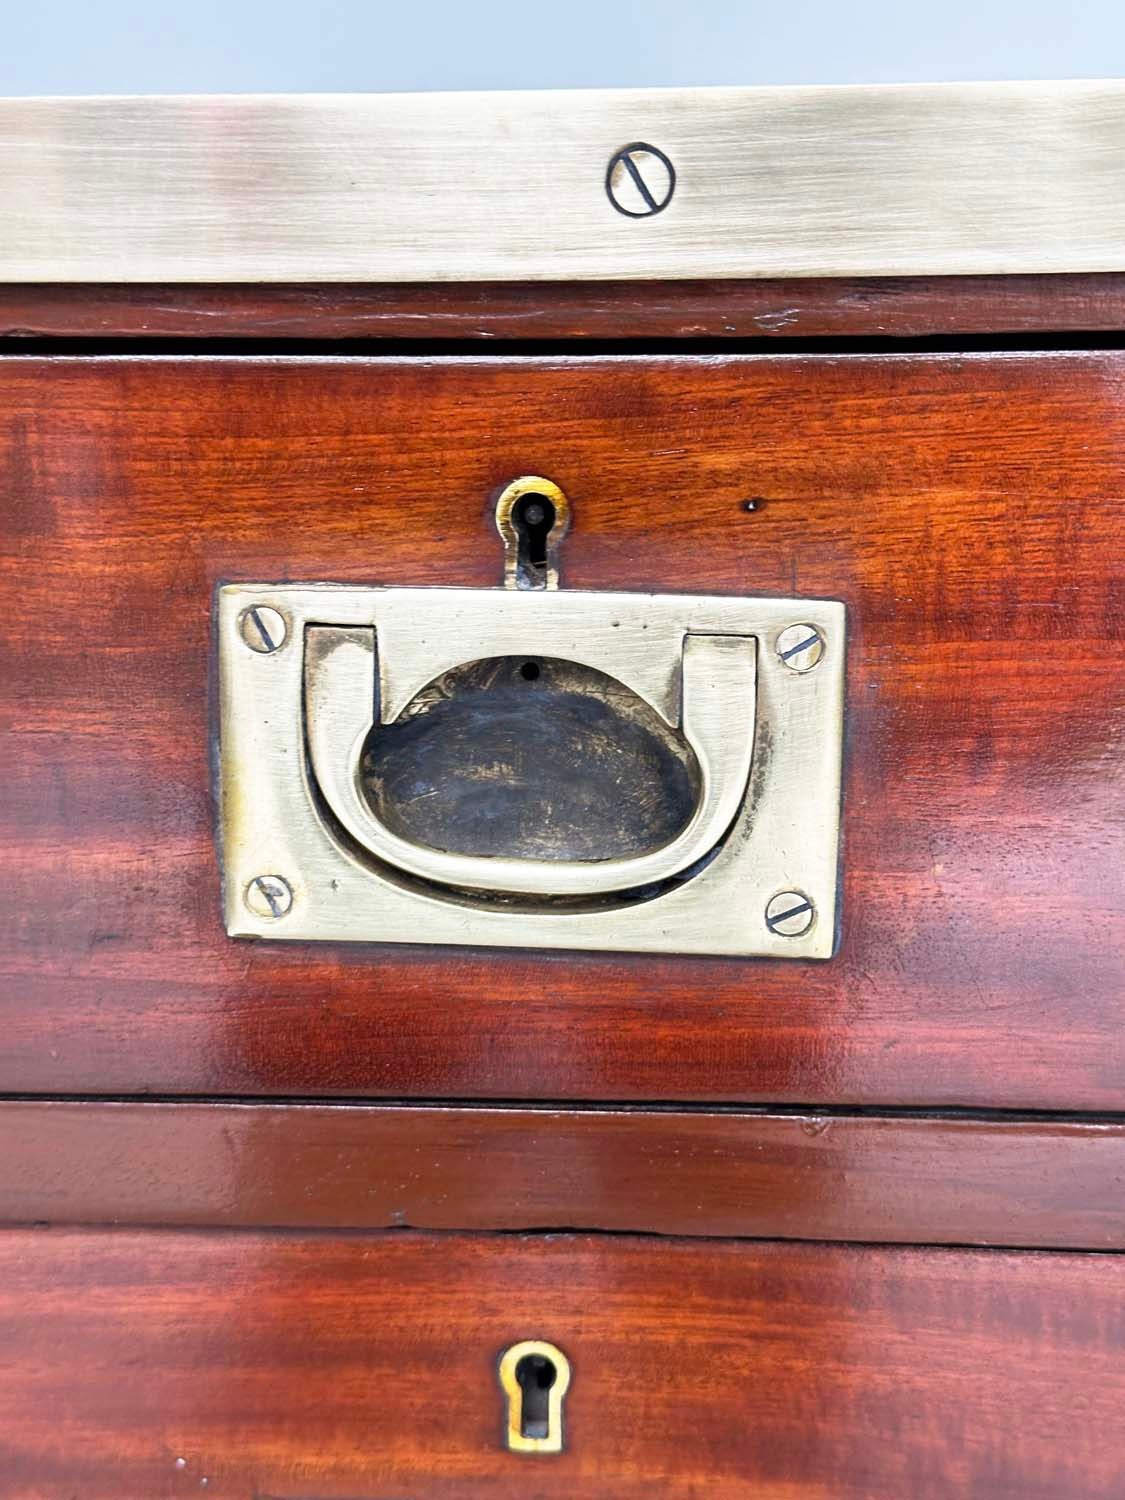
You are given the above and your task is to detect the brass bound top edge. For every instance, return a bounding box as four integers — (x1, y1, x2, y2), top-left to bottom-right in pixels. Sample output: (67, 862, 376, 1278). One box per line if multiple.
(1, 81, 1123, 284)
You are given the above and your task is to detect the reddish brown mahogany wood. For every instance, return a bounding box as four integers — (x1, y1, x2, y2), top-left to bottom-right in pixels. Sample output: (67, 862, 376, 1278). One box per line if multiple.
(2, 1101, 1123, 1248)
(1, 353, 1122, 1107)
(0, 1228, 1121, 1499)
(2, 273, 1125, 340)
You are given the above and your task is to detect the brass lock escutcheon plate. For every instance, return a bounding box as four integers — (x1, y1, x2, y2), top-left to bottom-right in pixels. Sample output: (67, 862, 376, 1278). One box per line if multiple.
(218, 583, 844, 958)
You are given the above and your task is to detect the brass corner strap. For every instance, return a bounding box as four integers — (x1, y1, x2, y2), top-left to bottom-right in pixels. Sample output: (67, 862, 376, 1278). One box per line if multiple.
(2, 83, 1124, 283)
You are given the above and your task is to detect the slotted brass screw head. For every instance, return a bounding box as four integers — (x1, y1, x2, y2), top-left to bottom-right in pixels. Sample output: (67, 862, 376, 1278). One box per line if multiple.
(239, 605, 287, 654)
(606, 143, 676, 217)
(765, 891, 816, 937)
(776, 624, 824, 672)
(245, 874, 293, 919)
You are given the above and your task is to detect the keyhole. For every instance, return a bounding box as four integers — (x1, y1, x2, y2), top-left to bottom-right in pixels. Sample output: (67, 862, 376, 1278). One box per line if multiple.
(514, 1353, 556, 1439)
(494, 476, 571, 591)
(498, 1339, 572, 1454)
(512, 493, 556, 590)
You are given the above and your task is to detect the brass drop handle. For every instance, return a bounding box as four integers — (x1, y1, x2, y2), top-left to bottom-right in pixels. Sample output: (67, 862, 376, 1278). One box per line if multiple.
(304, 627, 757, 899)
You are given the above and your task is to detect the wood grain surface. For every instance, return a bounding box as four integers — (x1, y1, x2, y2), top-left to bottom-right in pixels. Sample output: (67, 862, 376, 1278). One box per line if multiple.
(1, 1101, 1123, 1248)
(3, 274, 1125, 341)
(0, 1227, 1121, 1499)
(1, 352, 1122, 1107)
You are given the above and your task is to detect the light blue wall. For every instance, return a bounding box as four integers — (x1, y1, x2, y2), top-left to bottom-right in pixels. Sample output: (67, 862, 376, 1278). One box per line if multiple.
(1, 0, 1121, 95)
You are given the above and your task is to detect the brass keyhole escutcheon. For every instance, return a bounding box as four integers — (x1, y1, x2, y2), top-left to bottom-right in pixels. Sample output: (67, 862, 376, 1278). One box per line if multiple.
(498, 1340, 571, 1454)
(494, 475, 571, 590)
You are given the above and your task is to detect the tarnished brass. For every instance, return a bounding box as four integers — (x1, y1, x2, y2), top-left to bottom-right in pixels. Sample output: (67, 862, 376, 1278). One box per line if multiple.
(498, 1341, 571, 1455)
(217, 581, 845, 958)
(306, 627, 755, 898)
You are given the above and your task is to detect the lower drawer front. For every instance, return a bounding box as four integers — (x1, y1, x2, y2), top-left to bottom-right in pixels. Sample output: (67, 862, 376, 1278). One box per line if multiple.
(1, 1229, 1121, 1499)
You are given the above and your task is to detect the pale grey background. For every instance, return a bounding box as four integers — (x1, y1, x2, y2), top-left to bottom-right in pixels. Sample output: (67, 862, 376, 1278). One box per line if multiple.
(0, 0, 1121, 95)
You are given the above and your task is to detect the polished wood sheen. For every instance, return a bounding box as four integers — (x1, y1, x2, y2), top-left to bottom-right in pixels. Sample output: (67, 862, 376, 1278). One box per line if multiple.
(2, 1101, 1123, 1248)
(4, 273, 1125, 340)
(0, 1228, 1121, 1499)
(1, 353, 1122, 1106)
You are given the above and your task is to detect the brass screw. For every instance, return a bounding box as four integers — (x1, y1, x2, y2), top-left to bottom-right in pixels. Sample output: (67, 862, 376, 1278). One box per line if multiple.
(245, 874, 293, 919)
(239, 605, 287, 654)
(606, 143, 676, 217)
(765, 891, 815, 937)
(776, 624, 824, 673)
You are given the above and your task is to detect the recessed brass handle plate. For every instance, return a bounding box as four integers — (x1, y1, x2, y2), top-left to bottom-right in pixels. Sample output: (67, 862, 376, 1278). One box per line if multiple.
(217, 584, 845, 958)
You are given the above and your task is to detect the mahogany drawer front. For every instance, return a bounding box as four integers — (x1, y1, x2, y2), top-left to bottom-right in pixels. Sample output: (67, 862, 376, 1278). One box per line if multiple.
(0, 1227, 1120, 1500)
(1, 351, 1122, 1109)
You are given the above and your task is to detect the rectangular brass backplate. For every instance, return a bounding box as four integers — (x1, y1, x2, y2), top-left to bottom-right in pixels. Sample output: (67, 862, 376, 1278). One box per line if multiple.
(218, 585, 845, 958)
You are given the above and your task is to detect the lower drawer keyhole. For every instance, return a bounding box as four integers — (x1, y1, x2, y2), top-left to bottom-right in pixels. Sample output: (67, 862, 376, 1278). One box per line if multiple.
(498, 1340, 571, 1454)
(515, 1352, 556, 1439)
